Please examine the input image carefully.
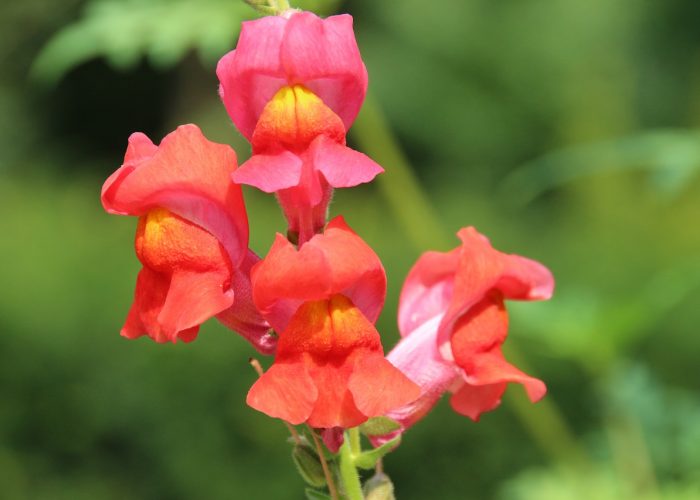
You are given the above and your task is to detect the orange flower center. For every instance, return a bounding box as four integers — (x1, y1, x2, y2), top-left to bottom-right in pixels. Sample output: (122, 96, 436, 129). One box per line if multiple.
(135, 208, 231, 273)
(277, 294, 381, 360)
(251, 85, 346, 153)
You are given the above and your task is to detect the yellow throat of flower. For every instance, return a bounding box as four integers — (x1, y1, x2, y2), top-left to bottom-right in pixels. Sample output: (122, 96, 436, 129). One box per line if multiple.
(252, 85, 346, 152)
(135, 208, 229, 272)
(277, 294, 381, 358)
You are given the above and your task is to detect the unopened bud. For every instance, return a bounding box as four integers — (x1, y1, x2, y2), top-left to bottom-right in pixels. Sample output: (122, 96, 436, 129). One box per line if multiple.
(292, 444, 326, 488)
(363, 472, 395, 500)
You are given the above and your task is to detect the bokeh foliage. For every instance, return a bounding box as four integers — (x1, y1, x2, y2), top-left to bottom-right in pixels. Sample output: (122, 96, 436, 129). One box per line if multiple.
(2, 0, 700, 498)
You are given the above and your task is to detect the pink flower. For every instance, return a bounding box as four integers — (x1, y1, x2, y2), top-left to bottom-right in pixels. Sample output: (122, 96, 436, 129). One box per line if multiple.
(217, 12, 367, 141)
(217, 12, 382, 245)
(101, 124, 274, 352)
(377, 227, 554, 441)
(246, 217, 419, 428)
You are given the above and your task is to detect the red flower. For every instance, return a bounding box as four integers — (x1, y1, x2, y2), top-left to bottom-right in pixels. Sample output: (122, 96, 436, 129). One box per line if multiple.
(217, 12, 383, 244)
(102, 125, 274, 352)
(246, 217, 420, 428)
(217, 12, 367, 141)
(377, 227, 553, 441)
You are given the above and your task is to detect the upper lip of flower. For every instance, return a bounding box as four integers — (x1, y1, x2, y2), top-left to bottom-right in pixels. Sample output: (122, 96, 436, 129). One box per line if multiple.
(101, 124, 249, 268)
(250, 216, 387, 333)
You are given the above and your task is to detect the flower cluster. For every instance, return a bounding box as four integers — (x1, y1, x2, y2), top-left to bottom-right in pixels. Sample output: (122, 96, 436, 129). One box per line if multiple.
(103, 5, 554, 495)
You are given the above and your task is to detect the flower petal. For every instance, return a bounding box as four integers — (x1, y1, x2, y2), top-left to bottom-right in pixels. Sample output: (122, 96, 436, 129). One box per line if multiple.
(101, 133, 157, 216)
(233, 150, 303, 192)
(101, 124, 248, 267)
(348, 352, 420, 419)
(120, 267, 232, 344)
(465, 351, 546, 403)
(449, 293, 546, 417)
(124, 132, 158, 164)
(120, 209, 236, 344)
(247, 362, 317, 425)
(121, 266, 176, 343)
(449, 292, 509, 368)
(156, 270, 234, 340)
(251, 217, 386, 331)
(216, 250, 276, 355)
(251, 233, 332, 332)
(381, 315, 460, 434)
(438, 227, 554, 347)
(216, 13, 367, 139)
(281, 13, 367, 131)
(321, 427, 344, 453)
(306, 359, 367, 429)
(498, 254, 555, 301)
(318, 217, 386, 323)
(216, 16, 287, 140)
(311, 135, 384, 188)
(251, 296, 406, 429)
(450, 351, 546, 421)
(449, 382, 507, 421)
(397, 249, 460, 337)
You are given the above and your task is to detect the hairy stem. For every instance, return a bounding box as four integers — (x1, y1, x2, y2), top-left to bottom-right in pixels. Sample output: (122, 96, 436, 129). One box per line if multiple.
(348, 427, 361, 456)
(339, 432, 364, 500)
(310, 428, 339, 500)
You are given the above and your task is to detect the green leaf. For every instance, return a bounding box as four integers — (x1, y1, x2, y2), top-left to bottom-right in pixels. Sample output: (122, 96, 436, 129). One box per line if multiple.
(30, 0, 345, 85)
(353, 436, 401, 470)
(501, 129, 700, 205)
(31, 0, 251, 85)
(359, 416, 401, 436)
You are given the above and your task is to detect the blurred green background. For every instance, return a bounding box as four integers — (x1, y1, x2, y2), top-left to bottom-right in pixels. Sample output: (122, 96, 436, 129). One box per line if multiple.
(2, 0, 700, 498)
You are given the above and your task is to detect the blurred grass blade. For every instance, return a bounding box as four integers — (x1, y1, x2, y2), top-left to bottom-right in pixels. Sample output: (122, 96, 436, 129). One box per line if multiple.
(501, 129, 700, 205)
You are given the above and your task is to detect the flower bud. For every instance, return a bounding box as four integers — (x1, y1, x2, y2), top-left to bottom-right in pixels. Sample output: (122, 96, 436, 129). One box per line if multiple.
(364, 473, 396, 500)
(292, 444, 326, 488)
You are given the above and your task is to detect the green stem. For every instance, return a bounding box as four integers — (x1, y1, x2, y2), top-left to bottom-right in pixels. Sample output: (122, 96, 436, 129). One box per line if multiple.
(348, 427, 361, 456)
(351, 93, 590, 468)
(339, 432, 364, 500)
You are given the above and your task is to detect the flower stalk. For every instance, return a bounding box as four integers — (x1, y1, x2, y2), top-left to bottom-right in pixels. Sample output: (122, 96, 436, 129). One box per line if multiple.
(339, 432, 365, 500)
(102, 5, 565, 499)
(310, 428, 340, 500)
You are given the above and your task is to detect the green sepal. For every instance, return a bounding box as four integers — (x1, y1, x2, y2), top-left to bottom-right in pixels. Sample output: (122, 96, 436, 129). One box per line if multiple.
(353, 435, 401, 470)
(358, 416, 401, 436)
(292, 444, 327, 488)
(305, 488, 332, 500)
(363, 473, 396, 500)
(242, 1, 278, 15)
